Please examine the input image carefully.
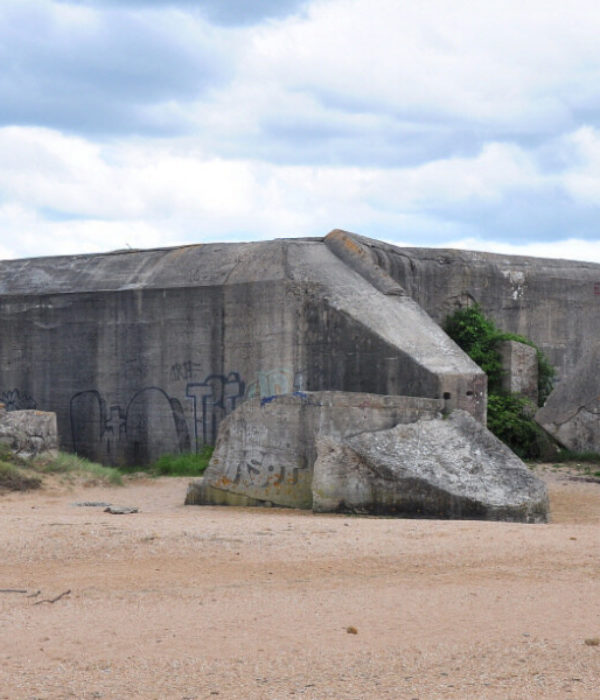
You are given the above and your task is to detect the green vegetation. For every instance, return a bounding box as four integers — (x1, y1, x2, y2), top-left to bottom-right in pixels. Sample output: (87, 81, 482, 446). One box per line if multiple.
(444, 304, 556, 458)
(148, 447, 213, 477)
(0, 449, 124, 491)
(551, 449, 600, 464)
(38, 451, 124, 485)
(0, 442, 213, 492)
(0, 460, 42, 491)
(444, 304, 555, 404)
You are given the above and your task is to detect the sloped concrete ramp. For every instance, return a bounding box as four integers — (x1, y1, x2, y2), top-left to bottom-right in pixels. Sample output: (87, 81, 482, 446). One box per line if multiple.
(186, 392, 548, 522)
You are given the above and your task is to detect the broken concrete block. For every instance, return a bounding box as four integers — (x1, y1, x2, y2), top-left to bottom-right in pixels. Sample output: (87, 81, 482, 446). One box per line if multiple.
(312, 411, 548, 523)
(536, 344, 600, 452)
(186, 392, 443, 509)
(0, 409, 58, 459)
(186, 391, 548, 522)
(498, 340, 538, 405)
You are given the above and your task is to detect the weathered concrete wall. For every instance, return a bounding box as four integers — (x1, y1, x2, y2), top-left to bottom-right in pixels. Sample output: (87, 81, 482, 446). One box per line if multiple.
(0, 238, 484, 465)
(348, 231, 600, 381)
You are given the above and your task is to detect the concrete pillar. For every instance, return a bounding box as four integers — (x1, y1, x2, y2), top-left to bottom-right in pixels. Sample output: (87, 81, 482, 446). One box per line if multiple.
(498, 340, 538, 404)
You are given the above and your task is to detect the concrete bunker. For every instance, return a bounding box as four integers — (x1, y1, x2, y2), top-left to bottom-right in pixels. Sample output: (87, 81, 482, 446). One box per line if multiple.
(0, 231, 487, 466)
(3, 228, 586, 520)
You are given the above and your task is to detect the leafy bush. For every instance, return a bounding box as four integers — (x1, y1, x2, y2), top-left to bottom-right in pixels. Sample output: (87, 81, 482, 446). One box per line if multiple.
(486, 394, 550, 459)
(149, 447, 214, 477)
(444, 305, 555, 405)
(444, 305, 557, 458)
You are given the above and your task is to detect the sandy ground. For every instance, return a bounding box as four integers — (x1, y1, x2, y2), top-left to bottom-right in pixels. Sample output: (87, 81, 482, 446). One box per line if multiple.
(0, 467, 599, 700)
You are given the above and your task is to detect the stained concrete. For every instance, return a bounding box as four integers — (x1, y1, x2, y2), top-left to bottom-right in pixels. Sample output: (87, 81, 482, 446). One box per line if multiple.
(536, 344, 600, 452)
(0, 237, 484, 465)
(499, 340, 538, 405)
(343, 231, 600, 381)
(186, 392, 548, 522)
(2, 228, 596, 466)
(0, 406, 58, 459)
(186, 392, 444, 509)
(312, 411, 548, 522)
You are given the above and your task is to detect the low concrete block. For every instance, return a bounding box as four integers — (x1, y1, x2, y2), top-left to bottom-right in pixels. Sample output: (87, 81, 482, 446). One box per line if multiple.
(0, 408, 59, 459)
(186, 392, 548, 522)
(312, 411, 548, 523)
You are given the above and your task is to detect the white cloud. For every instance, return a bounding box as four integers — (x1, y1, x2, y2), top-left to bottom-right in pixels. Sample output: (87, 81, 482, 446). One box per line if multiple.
(1, 124, 600, 261)
(2, 1, 600, 261)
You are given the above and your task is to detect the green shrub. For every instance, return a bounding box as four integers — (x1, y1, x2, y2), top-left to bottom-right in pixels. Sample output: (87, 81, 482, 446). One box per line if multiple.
(444, 304, 555, 405)
(552, 449, 600, 464)
(149, 447, 214, 477)
(486, 394, 551, 459)
(444, 305, 557, 458)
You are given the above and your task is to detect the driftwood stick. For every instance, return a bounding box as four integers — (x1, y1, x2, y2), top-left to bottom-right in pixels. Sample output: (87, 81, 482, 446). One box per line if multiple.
(33, 589, 71, 605)
(0, 588, 27, 593)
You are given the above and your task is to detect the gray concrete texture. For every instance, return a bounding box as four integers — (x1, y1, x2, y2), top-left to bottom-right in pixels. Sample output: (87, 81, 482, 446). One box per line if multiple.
(2, 228, 597, 465)
(0, 406, 58, 460)
(186, 392, 548, 522)
(347, 230, 600, 381)
(536, 343, 600, 452)
(187, 392, 444, 509)
(498, 340, 538, 405)
(0, 235, 485, 465)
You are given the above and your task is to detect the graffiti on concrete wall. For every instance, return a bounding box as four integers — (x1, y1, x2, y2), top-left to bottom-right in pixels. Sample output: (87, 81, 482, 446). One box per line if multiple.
(67, 365, 308, 462)
(70, 386, 190, 464)
(223, 445, 309, 489)
(0, 389, 37, 411)
(169, 361, 204, 382)
(186, 372, 245, 449)
(245, 368, 305, 399)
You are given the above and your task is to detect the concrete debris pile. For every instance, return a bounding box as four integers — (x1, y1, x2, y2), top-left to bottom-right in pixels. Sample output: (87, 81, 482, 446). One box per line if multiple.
(186, 392, 548, 523)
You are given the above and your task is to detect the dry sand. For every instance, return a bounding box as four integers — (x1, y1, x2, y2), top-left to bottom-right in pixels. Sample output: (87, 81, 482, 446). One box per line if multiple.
(0, 466, 599, 699)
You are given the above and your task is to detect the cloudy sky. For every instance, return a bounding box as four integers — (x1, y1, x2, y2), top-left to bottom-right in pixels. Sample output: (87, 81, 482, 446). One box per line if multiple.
(2, 0, 600, 262)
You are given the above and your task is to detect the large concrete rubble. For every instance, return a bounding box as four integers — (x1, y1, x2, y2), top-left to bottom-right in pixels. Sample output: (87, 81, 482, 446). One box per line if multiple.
(536, 344, 600, 452)
(186, 392, 548, 522)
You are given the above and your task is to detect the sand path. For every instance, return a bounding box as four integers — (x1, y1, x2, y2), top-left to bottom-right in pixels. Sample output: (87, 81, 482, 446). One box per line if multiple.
(0, 467, 599, 699)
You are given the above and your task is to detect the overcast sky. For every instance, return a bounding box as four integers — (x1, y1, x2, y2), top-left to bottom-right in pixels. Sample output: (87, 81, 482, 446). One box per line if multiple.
(2, 0, 600, 262)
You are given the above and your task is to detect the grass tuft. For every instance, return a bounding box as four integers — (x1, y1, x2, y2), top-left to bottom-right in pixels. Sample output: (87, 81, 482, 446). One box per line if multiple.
(553, 449, 600, 464)
(0, 460, 42, 491)
(37, 452, 123, 485)
(149, 447, 213, 477)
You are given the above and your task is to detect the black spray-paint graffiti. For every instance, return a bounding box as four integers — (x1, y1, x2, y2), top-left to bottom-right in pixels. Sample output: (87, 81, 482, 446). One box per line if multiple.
(186, 372, 245, 449)
(225, 446, 308, 489)
(68, 366, 306, 461)
(0, 389, 37, 411)
(70, 387, 190, 464)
